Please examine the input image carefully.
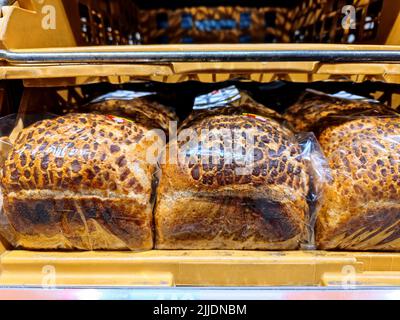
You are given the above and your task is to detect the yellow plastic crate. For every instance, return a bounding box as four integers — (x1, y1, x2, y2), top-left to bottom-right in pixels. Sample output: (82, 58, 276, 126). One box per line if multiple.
(1, 0, 400, 49)
(0, 44, 400, 289)
(2, 44, 400, 87)
(1, 248, 400, 287)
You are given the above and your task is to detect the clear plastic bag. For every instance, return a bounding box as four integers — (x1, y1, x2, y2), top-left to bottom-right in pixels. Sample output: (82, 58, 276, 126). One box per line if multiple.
(284, 89, 397, 133)
(83, 90, 178, 132)
(0, 93, 176, 250)
(155, 87, 329, 250)
(285, 89, 400, 251)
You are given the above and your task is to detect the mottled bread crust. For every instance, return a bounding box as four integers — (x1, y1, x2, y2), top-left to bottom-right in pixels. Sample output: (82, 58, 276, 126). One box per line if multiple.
(316, 117, 400, 250)
(85, 96, 178, 132)
(181, 95, 285, 130)
(284, 91, 397, 134)
(284, 92, 400, 250)
(155, 104, 311, 250)
(0, 113, 162, 250)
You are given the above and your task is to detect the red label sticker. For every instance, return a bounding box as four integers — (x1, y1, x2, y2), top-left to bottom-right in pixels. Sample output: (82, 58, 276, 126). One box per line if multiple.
(242, 113, 267, 122)
(106, 115, 132, 124)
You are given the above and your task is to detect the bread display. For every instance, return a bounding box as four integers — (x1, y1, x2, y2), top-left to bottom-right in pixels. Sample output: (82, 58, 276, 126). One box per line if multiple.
(0, 110, 173, 250)
(155, 93, 319, 250)
(285, 90, 400, 250)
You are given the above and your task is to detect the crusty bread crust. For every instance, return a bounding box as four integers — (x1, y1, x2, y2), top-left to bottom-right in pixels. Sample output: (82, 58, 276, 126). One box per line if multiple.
(2, 193, 152, 250)
(0, 113, 165, 250)
(316, 117, 400, 250)
(155, 106, 311, 250)
(285, 93, 400, 251)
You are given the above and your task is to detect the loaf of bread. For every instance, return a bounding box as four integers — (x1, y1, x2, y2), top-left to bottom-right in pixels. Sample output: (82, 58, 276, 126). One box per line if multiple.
(316, 117, 400, 250)
(0, 111, 173, 250)
(155, 98, 314, 250)
(285, 91, 400, 250)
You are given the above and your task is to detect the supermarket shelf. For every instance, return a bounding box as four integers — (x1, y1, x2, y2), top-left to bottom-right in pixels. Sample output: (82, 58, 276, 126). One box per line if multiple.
(0, 286, 400, 300)
(2, 250, 400, 288)
(0, 250, 360, 287)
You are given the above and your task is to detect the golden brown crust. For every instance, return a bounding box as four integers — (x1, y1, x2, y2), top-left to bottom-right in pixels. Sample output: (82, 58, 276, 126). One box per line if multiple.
(315, 117, 400, 250)
(155, 105, 311, 250)
(0, 113, 158, 250)
(284, 92, 400, 250)
(156, 191, 307, 250)
(1, 194, 153, 250)
(2, 113, 151, 196)
(85, 96, 178, 132)
(180, 92, 284, 130)
(172, 115, 308, 193)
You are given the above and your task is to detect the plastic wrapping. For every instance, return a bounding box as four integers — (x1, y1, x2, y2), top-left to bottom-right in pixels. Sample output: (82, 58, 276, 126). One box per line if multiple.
(155, 87, 329, 250)
(283, 89, 397, 133)
(285, 89, 400, 251)
(0, 91, 177, 251)
(83, 90, 178, 132)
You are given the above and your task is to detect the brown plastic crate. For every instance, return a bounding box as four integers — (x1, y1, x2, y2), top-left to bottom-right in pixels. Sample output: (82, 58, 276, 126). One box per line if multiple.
(290, 0, 384, 44)
(60, 0, 140, 46)
(139, 0, 396, 44)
